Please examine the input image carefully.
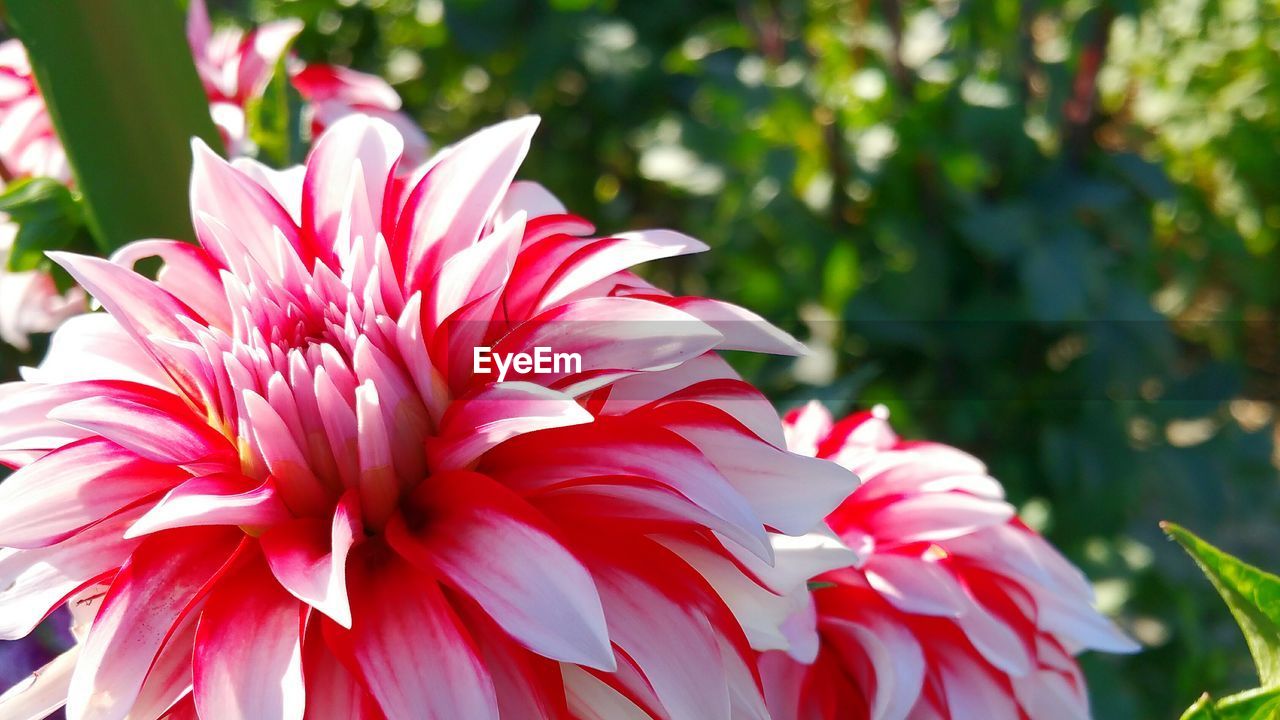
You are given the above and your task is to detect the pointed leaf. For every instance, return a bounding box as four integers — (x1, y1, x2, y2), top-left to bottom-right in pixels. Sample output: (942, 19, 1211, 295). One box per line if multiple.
(1164, 522, 1280, 685)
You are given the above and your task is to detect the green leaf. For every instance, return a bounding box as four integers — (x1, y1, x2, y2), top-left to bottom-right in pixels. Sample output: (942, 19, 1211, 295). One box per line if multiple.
(0, 178, 94, 274)
(1181, 687, 1280, 720)
(1163, 522, 1280, 685)
(5, 0, 222, 251)
(244, 50, 306, 168)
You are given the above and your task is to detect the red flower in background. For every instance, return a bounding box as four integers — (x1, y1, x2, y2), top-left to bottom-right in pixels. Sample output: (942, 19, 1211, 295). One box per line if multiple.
(761, 402, 1138, 720)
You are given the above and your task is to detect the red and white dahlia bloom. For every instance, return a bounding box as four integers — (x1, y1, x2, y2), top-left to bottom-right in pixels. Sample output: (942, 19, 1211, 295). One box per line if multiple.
(186, 0, 429, 162)
(0, 114, 855, 720)
(761, 403, 1139, 720)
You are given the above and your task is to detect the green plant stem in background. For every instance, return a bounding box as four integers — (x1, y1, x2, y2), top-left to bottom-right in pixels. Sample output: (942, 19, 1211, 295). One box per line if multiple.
(5, 0, 220, 251)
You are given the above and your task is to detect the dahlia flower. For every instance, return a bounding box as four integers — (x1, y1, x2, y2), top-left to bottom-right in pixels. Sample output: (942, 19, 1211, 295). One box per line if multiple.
(0, 114, 855, 720)
(761, 402, 1139, 720)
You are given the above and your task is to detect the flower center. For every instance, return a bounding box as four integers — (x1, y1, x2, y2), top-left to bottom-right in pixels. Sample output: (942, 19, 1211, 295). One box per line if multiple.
(210, 267, 435, 531)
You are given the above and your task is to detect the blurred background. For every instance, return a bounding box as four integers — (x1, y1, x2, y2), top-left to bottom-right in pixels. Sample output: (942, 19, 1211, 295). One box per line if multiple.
(3, 0, 1279, 716)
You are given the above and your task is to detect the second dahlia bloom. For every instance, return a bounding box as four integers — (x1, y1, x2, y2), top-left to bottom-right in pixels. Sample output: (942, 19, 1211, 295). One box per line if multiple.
(0, 115, 855, 720)
(761, 403, 1138, 720)
(186, 0, 429, 162)
(0, 40, 67, 183)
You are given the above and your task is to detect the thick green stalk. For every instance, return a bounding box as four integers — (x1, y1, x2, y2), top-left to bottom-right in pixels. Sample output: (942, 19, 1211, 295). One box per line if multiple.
(6, 0, 221, 250)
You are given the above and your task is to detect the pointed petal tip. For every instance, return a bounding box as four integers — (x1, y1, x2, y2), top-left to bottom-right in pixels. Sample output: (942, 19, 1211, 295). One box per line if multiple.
(45, 250, 105, 285)
(774, 331, 809, 357)
(487, 114, 541, 144)
(581, 643, 619, 674)
(190, 135, 222, 163)
(43, 249, 78, 269)
(513, 114, 541, 131)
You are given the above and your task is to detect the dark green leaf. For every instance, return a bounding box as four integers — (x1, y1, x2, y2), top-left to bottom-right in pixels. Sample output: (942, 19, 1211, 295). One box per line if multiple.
(6, 0, 222, 251)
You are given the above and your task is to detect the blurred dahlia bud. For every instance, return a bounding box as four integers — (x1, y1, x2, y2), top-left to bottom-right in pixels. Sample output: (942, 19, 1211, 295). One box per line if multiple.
(762, 402, 1139, 720)
(0, 114, 856, 720)
(0, 41, 69, 184)
(186, 0, 429, 163)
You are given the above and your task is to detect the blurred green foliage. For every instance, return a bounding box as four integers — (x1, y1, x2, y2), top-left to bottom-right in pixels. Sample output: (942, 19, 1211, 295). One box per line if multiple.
(0, 0, 1275, 715)
(224, 0, 1278, 715)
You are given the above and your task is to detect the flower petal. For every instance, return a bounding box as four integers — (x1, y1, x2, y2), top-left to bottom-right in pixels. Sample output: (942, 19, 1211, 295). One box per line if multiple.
(67, 527, 244, 720)
(193, 556, 307, 720)
(0, 438, 184, 548)
(302, 114, 403, 266)
(261, 491, 361, 628)
(483, 297, 722, 395)
(394, 116, 539, 292)
(643, 403, 857, 535)
(110, 240, 232, 332)
(822, 610, 926, 720)
(589, 560, 732, 720)
(483, 421, 768, 559)
(0, 508, 143, 640)
(861, 492, 1014, 544)
(21, 313, 168, 388)
(323, 545, 499, 720)
(47, 252, 213, 406)
(425, 382, 592, 471)
(125, 474, 291, 538)
(189, 138, 303, 270)
(0, 646, 79, 720)
(862, 554, 967, 618)
(531, 229, 708, 313)
(387, 470, 613, 671)
(301, 628, 381, 720)
(653, 297, 807, 355)
(50, 392, 233, 466)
